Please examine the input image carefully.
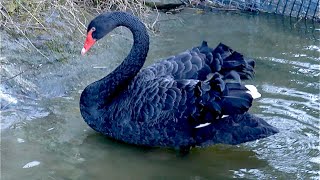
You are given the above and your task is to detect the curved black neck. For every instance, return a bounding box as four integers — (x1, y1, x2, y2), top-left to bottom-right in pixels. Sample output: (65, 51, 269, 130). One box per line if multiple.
(81, 12, 149, 108)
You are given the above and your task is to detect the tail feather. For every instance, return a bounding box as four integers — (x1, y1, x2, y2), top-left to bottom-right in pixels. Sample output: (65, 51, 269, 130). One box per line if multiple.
(223, 70, 241, 82)
(222, 52, 245, 69)
(189, 73, 256, 127)
(220, 82, 253, 115)
(221, 95, 252, 115)
(209, 42, 255, 80)
(194, 113, 279, 146)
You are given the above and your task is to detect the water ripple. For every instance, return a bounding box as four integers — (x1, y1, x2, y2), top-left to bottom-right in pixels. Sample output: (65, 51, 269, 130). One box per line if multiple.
(261, 84, 319, 105)
(259, 84, 319, 130)
(248, 116, 319, 179)
(259, 57, 320, 77)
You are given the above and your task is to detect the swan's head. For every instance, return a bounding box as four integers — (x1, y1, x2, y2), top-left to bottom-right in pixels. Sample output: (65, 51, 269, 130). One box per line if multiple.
(81, 13, 117, 55)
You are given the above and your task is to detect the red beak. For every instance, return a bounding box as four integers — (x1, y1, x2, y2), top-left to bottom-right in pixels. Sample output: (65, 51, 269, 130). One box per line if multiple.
(81, 29, 96, 55)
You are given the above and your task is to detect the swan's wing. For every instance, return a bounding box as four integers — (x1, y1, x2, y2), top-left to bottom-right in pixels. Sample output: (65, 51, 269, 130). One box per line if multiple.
(143, 42, 255, 82)
(129, 71, 254, 128)
(129, 74, 181, 123)
(127, 42, 257, 128)
(197, 42, 255, 80)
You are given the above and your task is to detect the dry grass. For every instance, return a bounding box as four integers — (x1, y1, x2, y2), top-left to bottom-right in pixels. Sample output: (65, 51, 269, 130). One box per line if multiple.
(0, 0, 156, 82)
(0, 0, 153, 35)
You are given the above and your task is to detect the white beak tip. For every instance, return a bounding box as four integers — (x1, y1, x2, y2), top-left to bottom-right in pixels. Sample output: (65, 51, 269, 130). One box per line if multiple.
(81, 48, 86, 55)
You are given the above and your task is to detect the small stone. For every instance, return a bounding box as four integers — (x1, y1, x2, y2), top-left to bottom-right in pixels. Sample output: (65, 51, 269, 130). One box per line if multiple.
(23, 161, 41, 168)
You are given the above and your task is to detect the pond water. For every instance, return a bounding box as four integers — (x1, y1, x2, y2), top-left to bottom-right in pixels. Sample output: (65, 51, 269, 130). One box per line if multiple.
(1, 9, 319, 179)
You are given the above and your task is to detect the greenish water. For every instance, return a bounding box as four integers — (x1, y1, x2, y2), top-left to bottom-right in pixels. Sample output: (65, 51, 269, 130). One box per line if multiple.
(1, 9, 319, 179)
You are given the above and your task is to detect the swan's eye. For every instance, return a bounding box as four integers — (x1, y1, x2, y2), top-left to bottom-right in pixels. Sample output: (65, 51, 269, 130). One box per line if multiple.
(91, 27, 96, 31)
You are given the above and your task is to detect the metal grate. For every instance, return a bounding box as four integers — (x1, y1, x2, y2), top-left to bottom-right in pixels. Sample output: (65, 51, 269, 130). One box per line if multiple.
(192, 0, 319, 20)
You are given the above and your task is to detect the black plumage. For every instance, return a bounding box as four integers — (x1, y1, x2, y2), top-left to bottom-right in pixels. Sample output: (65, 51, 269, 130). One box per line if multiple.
(80, 11, 278, 149)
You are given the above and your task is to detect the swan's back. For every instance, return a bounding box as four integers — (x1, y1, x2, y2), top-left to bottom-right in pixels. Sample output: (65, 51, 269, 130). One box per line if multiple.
(135, 42, 255, 82)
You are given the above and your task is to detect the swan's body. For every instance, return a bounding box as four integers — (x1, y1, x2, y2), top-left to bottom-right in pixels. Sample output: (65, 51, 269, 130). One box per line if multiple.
(80, 11, 278, 149)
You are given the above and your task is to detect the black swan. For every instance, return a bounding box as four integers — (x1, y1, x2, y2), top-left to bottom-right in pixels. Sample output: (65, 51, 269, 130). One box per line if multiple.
(80, 11, 278, 150)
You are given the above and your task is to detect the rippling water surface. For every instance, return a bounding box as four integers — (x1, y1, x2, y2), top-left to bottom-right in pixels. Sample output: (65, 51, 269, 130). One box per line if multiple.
(1, 9, 319, 179)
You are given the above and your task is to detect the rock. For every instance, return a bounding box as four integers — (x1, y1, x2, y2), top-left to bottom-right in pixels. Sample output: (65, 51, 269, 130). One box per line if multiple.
(22, 161, 41, 168)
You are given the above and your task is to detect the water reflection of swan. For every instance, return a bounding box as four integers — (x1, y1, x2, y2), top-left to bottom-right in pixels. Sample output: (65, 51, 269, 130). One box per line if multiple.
(80, 133, 270, 179)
